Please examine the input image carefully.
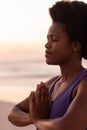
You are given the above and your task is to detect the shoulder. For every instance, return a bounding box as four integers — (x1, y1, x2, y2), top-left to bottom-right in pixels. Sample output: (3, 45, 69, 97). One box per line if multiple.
(73, 75, 87, 99)
(72, 75, 87, 99)
(45, 75, 60, 88)
(77, 75, 87, 93)
(71, 75, 87, 113)
(61, 76, 87, 129)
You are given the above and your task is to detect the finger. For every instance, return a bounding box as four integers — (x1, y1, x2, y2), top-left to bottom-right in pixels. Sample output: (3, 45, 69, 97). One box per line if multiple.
(36, 82, 48, 102)
(29, 91, 36, 114)
(29, 91, 36, 120)
(41, 86, 50, 105)
(40, 82, 48, 96)
(36, 84, 42, 102)
(40, 82, 45, 86)
(36, 84, 41, 92)
(29, 91, 36, 104)
(41, 85, 48, 102)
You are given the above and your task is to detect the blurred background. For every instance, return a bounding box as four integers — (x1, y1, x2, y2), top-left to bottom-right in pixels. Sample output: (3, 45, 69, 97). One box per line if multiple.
(0, 0, 87, 130)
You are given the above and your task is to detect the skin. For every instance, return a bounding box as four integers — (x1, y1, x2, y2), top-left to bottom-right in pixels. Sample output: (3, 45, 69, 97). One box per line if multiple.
(8, 22, 87, 130)
(8, 79, 56, 126)
(29, 76, 87, 130)
(29, 82, 51, 123)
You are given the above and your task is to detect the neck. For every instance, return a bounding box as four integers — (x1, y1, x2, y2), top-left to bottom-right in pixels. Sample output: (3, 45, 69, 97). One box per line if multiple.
(59, 59, 84, 83)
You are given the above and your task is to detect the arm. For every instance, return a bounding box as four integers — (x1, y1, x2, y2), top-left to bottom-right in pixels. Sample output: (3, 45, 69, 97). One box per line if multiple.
(8, 76, 58, 127)
(29, 77, 87, 130)
(8, 97, 32, 126)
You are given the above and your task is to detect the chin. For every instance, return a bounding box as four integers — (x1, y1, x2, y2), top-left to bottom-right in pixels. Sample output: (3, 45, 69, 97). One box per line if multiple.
(46, 60, 53, 65)
(46, 59, 62, 66)
(45, 60, 57, 65)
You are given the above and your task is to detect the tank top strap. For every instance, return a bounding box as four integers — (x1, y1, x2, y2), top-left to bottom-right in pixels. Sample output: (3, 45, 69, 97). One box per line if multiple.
(67, 68, 87, 92)
(48, 69, 87, 98)
(48, 76, 61, 97)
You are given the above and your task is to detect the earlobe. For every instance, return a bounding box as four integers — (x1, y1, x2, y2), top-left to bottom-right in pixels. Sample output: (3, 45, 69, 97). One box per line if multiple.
(72, 41, 81, 52)
(73, 48, 77, 52)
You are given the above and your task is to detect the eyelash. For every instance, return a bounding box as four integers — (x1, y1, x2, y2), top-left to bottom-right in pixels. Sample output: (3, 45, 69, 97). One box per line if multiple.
(53, 39, 58, 42)
(47, 38, 58, 42)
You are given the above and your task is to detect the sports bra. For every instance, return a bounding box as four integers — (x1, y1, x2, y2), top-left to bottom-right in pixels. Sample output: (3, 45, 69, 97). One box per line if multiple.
(49, 69, 87, 118)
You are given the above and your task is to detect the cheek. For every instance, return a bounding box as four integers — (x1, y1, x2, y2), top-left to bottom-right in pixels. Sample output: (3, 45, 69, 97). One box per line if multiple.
(53, 44, 73, 61)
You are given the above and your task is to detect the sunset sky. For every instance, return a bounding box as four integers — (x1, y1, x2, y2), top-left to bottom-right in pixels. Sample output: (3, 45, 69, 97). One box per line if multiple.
(0, 0, 56, 45)
(0, 0, 87, 50)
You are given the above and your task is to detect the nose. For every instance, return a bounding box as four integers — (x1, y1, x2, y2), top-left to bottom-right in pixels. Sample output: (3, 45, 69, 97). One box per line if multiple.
(45, 41, 51, 49)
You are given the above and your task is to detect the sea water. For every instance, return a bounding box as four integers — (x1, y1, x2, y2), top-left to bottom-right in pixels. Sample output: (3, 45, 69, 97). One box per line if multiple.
(0, 52, 59, 103)
(0, 52, 87, 103)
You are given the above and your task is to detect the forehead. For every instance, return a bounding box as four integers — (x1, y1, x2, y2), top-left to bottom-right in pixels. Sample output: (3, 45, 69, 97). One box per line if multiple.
(47, 22, 67, 36)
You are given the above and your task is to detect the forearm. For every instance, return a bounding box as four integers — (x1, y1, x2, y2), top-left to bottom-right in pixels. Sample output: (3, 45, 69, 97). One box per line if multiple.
(33, 119, 57, 130)
(8, 106, 32, 126)
(34, 117, 84, 130)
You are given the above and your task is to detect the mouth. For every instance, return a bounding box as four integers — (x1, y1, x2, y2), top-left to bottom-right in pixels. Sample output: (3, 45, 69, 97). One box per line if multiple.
(45, 50, 53, 57)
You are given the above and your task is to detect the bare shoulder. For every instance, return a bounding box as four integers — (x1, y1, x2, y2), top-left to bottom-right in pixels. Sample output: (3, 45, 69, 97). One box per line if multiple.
(60, 76, 87, 129)
(73, 75, 87, 99)
(78, 75, 87, 92)
(45, 75, 59, 88)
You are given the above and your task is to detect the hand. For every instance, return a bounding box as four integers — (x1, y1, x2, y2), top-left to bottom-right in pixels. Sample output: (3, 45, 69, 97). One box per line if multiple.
(29, 82, 51, 123)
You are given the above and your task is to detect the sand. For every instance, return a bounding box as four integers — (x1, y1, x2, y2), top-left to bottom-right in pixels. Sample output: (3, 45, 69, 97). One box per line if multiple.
(0, 101, 36, 130)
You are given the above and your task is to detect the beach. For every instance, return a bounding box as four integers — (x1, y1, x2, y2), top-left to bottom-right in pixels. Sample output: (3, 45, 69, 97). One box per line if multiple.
(0, 101, 36, 130)
(0, 57, 58, 130)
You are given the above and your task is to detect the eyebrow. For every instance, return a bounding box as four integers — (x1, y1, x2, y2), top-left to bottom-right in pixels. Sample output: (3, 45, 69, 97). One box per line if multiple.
(47, 34, 61, 38)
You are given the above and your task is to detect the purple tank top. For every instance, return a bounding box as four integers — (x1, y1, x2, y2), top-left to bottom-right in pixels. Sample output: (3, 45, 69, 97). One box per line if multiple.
(48, 69, 87, 129)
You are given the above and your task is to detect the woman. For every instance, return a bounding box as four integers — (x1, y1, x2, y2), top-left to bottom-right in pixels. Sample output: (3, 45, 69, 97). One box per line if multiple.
(8, 1, 87, 130)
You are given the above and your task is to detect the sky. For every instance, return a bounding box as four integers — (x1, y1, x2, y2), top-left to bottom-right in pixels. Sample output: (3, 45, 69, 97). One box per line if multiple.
(0, 0, 87, 50)
(0, 0, 57, 45)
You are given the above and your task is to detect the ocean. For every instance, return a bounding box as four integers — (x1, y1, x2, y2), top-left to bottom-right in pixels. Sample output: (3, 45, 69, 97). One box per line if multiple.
(0, 51, 59, 103)
(0, 51, 87, 103)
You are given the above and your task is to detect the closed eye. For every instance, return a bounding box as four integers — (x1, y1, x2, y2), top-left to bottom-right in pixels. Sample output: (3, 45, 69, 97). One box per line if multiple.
(52, 35, 59, 42)
(52, 39, 59, 42)
(47, 35, 59, 42)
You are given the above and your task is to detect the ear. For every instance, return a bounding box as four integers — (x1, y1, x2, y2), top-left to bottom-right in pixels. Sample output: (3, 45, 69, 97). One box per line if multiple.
(71, 41, 81, 52)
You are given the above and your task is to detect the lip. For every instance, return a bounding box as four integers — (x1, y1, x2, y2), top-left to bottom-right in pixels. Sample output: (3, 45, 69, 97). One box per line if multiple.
(45, 50, 53, 57)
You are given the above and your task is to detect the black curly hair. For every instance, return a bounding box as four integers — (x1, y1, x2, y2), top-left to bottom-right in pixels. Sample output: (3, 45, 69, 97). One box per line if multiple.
(49, 1, 87, 59)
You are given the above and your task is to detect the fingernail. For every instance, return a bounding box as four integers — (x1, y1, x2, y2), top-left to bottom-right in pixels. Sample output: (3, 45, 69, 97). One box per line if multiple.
(41, 82, 45, 86)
